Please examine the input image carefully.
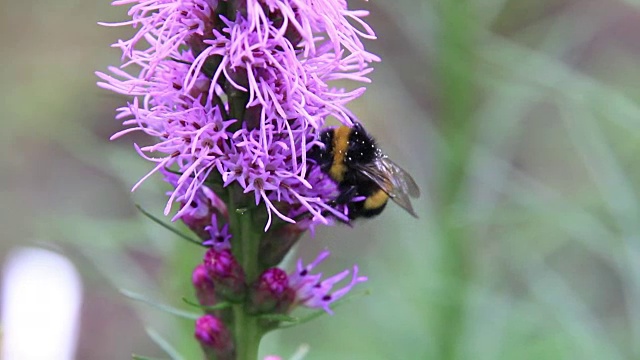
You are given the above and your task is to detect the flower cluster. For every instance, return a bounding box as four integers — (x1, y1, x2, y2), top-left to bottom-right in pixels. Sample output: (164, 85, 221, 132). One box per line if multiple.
(99, 0, 377, 358)
(97, 0, 379, 230)
(193, 248, 367, 340)
(196, 248, 368, 312)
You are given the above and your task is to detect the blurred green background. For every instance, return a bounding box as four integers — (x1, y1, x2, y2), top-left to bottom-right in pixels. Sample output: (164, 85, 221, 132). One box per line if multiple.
(3, 0, 640, 359)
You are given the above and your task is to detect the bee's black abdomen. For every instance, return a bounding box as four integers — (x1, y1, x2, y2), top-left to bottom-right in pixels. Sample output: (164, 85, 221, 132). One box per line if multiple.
(336, 180, 388, 220)
(347, 197, 387, 219)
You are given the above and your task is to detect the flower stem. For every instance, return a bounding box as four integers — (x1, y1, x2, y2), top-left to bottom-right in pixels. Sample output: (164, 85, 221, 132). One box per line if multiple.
(435, 1, 475, 359)
(233, 303, 261, 360)
(238, 209, 260, 281)
(229, 193, 263, 360)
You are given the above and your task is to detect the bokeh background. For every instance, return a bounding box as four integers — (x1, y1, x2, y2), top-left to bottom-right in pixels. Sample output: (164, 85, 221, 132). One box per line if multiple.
(3, 0, 640, 359)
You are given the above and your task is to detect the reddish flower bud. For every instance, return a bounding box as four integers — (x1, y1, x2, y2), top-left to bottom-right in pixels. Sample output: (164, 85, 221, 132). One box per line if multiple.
(203, 248, 246, 301)
(195, 315, 234, 360)
(248, 268, 295, 314)
(192, 264, 216, 307)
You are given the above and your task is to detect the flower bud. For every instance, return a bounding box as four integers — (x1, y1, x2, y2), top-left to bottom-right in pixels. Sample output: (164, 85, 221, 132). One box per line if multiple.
(203, 248, 246, 301)
(192, 264, 216, 307)
(248, 268, 295, 314)
(195, 315, 235, 360)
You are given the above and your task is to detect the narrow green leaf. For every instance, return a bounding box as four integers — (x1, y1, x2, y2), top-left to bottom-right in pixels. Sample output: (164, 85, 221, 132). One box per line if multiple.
(135, 204, 204, 248)
(120, 288, 200, 320)
(132, 354, 165, 360)
(181, 297, 232, 311)
(277, 290, 370, 329)
(257, 313, 298, 322)
(278, 310, 324, 328)
(145, 327, 186, 360)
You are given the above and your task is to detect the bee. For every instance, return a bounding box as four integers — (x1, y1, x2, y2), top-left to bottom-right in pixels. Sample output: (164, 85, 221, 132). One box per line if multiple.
(311, 122, 420, 220)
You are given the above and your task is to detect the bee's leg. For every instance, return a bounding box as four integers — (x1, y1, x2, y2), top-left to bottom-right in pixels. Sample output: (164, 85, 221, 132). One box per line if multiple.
(335, 185, 358, 204)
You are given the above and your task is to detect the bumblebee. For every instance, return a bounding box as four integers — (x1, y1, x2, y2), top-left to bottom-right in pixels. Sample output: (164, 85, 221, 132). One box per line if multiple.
(311, 123, 420, 220)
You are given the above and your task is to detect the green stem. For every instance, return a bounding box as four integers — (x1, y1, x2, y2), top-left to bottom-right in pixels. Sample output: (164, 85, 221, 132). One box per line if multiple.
(435, 1, 475, 360)
(228, 192, 263, 360)
(233, 304, 261, 360)
(238, 209, 260, 281)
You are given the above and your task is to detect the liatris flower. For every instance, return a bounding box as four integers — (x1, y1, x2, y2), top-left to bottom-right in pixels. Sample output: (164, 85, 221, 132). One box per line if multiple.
(99, 0, 378, 358)
(289, 249, 367, 314)
(96, 0, 379, 230)
(195, 314, 235, 360)
(203, 213, 232, 250)
(162, 169, 228, 239)
(249, 250, 366, 315)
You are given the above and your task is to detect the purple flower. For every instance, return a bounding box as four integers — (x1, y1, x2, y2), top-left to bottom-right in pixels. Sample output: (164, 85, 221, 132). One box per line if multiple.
(289, 250, 367, 314)
(203, 213, 232, 250)
(162, 169, 228, 239)
(96, 0, 379, 230)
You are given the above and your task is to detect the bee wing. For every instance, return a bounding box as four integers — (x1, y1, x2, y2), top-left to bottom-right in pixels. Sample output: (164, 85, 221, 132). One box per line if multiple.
(357, 156, 421, 218)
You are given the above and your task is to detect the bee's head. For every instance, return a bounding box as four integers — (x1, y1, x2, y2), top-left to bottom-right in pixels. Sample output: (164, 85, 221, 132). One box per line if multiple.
(308, 128, 334, 171)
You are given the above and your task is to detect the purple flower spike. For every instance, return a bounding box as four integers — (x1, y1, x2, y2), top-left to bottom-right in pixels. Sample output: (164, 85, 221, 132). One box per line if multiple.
(97, 0, 379, 230)
(195, 314, 235, 360)
(289, 250, 367, 314)
(192, 264, 217, 307)
(203, 248, 246, 301)
(203, 213, 232, 250)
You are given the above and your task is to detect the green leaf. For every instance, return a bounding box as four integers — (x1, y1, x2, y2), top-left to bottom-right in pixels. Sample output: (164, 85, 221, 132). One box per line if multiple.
(277, 290, 371, 329)
(181, 297, 232, 311)
(132, 354, 165, 360)
(257, 313, 298, 322)
(135, 204, 204, 248)
(120, 288, 201, 320)
(145, 327, 187, 360)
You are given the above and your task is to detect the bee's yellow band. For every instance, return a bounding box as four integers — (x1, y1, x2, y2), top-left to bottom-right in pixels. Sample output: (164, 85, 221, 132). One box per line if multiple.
(363, 189, 389, 210)
(330, 126, 351, 182)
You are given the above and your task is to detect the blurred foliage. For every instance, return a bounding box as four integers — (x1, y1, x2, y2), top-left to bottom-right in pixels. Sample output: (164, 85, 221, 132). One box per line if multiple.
(3, 0, 640, 359)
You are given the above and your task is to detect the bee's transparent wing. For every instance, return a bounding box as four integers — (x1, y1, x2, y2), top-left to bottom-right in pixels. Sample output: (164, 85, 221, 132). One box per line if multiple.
(357, 156, 421, 218)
